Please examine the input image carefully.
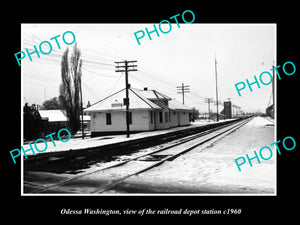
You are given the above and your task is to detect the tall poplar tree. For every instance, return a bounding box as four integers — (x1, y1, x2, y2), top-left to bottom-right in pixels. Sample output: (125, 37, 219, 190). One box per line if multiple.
(59, 42, 83, 135)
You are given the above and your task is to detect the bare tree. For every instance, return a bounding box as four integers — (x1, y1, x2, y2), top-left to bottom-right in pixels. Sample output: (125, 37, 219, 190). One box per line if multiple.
(59, 43, 83, 135)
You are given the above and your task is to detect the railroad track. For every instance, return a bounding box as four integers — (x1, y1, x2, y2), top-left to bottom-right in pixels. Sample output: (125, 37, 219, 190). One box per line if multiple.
(24, 118, 245, 167)
(24, 117, 252, 194)
(27, 120, 253, 178)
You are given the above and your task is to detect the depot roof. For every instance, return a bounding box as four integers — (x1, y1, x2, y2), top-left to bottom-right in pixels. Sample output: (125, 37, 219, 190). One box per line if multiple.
(84, 88, 192, 112)
(84, 88, 162, 112)
(138, 89, 172, 100)
(168, 99, 193, 111)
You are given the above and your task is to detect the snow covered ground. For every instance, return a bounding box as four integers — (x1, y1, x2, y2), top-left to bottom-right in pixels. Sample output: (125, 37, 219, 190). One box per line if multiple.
(22, 119, 223, 156)
(113, 116, 276, 194)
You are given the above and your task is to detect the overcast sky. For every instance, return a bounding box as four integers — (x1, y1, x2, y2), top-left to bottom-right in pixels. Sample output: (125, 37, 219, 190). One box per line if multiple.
(22, 23, 276, 113)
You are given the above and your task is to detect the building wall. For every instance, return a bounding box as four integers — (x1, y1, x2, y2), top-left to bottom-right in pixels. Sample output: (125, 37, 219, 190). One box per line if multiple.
(41, 120, 68, 134)
(90, 109, 191, 135)
(169, 110, 179, 127)
(178, 111, 190, 126)
(169, 110, 190, 127)
(153, 110, 169, 130)
(90, 110, 151, 133)
(148, 111, 155, 130)
(151, 99, 168, 108)
(223, 101, 232, 119)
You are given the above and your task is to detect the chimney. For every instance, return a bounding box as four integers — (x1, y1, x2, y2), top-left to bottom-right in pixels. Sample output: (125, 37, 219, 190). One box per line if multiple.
(144, 87, 148, 91)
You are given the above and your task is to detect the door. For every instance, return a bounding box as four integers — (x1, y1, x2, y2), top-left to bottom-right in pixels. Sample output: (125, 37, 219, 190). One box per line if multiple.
(153, 111, 157, 130)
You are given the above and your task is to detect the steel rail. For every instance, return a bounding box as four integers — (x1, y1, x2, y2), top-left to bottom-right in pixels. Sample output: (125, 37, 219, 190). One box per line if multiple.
(28, 117, 251, 194)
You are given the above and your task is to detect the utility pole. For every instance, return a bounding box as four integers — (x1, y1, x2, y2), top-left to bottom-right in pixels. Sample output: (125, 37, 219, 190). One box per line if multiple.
(176, 83, 190, 105)
(115, 60, 137, 138)
(214, 100, 222, 119)
(214, 54, 219, 121)
(204, 98, 213, 121)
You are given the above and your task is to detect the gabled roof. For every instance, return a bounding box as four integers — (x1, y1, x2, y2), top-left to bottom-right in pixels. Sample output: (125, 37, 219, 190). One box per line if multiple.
(39, 110, 67, 122)
(137, 89, 172, 100)
(168, 99, 193, 111)
(84, 88, 162, 112)
(84, 88, 193, 113)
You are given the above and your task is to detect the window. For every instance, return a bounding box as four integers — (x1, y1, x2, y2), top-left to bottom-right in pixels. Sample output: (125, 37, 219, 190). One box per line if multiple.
(159, 111, 163, 123)
(106, 113, 111, 125)
(150, 111, 153, 124)
(169, 111, 171, 122)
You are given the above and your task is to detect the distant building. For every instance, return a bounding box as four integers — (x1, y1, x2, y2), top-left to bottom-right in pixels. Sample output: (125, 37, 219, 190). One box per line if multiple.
(84, 88, 193, 137)
(39, 110, 68, 134)
(210, 101, 233, 121)
(221, 101, 232, 119)
(38, 109, 90, 134)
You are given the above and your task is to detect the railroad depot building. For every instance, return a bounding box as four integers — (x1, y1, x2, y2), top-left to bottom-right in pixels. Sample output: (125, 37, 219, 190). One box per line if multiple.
(84, 88, 193, 137)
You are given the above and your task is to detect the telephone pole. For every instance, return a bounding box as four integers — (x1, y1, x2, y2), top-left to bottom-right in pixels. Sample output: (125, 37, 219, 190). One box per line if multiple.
(204, 98, 213, 120)
(115, 60, 137, 138)
(176, 83, 190, 105)
(214, 54, 219, 121)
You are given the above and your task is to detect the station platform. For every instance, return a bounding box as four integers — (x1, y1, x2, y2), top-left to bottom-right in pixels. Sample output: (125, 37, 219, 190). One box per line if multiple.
(23, 118, 238, 157)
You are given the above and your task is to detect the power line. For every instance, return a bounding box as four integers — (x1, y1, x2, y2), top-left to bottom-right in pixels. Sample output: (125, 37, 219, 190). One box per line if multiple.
(133, 72, 176, 93)
(107, 73, 123, 96)
(189, 92, 206, 100)
(81, 66, 119, 78)
(137, 69, 178, 88)
(137, 67, 208, 101)
(22, 47, 116, 72)
(134, 71, 208, 103)
(81, 81, 100, 102)
(23, 80, 58, 88)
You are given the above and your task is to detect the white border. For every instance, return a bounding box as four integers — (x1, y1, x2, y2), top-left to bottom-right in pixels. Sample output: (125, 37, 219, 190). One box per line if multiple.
(274, 23, 277, 196)
(21, 23, 25, 195)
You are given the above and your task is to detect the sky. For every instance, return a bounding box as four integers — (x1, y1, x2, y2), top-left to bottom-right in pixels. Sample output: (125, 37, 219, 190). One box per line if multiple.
(21, 23, 276, 114)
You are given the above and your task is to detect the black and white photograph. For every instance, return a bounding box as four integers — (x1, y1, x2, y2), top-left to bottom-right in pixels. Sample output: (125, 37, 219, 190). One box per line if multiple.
(4, 4, 298, 221)
(21, 23, 276, 195)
